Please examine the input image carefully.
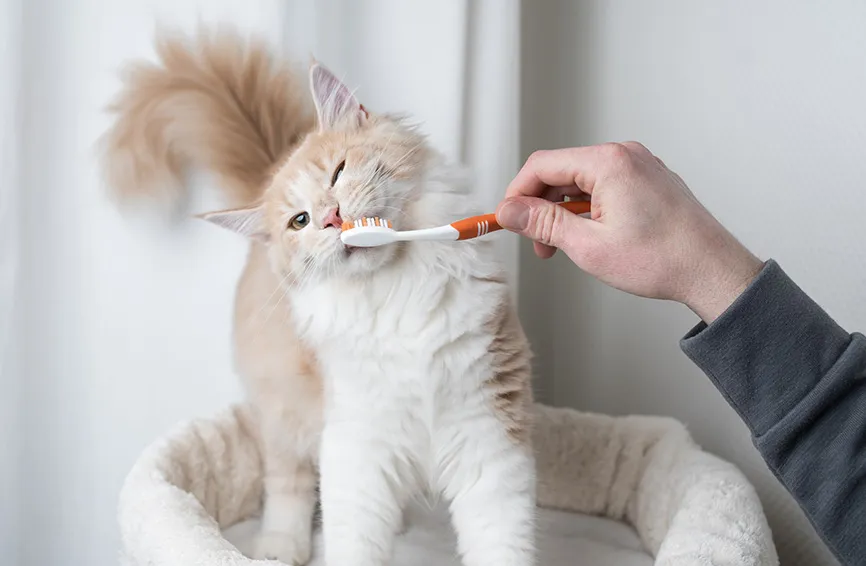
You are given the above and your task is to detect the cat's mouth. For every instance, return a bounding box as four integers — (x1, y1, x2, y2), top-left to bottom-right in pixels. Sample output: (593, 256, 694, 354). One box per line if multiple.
(338, 232, 366, 256)
(339, 230, 385, 261)
(339, 211, 391, 252)
(342, 242, 374, 256)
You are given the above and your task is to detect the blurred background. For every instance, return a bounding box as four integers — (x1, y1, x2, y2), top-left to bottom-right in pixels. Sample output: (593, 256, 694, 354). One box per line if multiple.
(1, 1, 864, 565)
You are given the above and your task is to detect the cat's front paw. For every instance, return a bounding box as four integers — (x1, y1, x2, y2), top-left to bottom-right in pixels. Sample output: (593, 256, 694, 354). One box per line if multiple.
(251, 530, 312, 565)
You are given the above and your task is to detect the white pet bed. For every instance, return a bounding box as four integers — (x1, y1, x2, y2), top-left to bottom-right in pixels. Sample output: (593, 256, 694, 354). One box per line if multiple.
(118, 403, 779, 565)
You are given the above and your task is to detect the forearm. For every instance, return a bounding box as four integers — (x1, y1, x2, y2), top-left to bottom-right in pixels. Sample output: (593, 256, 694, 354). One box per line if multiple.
(680, 259, 866, 564)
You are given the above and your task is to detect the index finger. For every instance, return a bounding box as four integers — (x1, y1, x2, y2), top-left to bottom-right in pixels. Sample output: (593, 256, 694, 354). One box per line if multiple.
(506, 147, 604, 199)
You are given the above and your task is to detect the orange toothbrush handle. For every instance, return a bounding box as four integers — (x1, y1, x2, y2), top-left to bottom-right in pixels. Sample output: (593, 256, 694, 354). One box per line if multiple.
(451, 200, 591, 240)
(451, 214, 502, 240)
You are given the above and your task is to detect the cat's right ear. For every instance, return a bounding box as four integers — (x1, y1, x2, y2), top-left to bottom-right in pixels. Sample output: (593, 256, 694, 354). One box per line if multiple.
(197, 204, 269, 242)
(309, 61, 366, 131)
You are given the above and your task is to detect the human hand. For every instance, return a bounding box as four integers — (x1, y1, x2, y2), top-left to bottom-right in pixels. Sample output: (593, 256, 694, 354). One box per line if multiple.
(496, 142, 763, 322)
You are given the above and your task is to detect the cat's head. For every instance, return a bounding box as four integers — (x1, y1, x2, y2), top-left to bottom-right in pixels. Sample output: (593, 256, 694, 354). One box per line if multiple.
(201, 62, 430, 283)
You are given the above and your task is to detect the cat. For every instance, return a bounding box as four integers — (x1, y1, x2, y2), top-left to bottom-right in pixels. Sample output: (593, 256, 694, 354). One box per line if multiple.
(101, 28, 536, 566)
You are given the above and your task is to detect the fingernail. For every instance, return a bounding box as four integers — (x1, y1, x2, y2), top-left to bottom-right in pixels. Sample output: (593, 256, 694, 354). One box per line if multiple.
(498, 201, 529, 231)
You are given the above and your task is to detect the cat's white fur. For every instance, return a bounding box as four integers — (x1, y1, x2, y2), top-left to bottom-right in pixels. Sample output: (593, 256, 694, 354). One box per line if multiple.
(290, 165, 536, 565)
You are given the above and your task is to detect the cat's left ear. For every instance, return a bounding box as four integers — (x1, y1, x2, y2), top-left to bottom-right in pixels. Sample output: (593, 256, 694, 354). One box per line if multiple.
(197, 204, 269, 242)
(309, 61, 368, 131)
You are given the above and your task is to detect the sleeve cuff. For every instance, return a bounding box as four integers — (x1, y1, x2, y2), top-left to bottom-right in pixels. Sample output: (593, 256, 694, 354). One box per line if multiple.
(680, 259, 852, 436)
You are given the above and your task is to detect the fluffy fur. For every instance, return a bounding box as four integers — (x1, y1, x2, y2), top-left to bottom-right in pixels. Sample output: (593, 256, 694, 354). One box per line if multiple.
(102, 27, 314, 210)
(101, 28, 536, 566)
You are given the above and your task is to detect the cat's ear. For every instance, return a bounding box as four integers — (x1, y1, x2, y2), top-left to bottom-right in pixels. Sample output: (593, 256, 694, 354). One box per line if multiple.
(309, 61, 368, 131)
(197, 204, 269, 242)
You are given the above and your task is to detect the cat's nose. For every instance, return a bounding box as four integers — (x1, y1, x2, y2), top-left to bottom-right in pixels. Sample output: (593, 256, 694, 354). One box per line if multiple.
(322, 207, 343, 230)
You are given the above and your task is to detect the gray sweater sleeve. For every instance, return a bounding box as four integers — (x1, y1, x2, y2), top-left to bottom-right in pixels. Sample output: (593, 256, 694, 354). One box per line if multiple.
(680, 259, 866, 565)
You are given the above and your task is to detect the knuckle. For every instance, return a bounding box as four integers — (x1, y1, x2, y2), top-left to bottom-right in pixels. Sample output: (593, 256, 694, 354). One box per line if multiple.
(621, 140, 650, 155)
(600, 142, 629, 161)
(599, 142, 633, 172)
(600, 142, 627, 158)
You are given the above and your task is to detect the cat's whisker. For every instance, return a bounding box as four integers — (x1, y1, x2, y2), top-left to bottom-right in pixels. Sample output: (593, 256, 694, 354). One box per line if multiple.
(294, 256, 322, 291)
(246, 273, 295, 348)
(249, 269, 293, 325)
(388, 138, 426, 172)
(261, 268, 309, 331)
(291, 259, 316, 292)
(250, 257, 317, 346)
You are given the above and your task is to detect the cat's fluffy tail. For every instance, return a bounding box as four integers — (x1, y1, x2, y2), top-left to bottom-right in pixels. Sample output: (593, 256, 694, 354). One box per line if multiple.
(100, 27, 314, 210)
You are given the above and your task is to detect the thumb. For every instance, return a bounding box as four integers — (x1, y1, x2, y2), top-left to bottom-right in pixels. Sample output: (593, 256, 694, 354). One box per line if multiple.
(496, 197, 593, 253)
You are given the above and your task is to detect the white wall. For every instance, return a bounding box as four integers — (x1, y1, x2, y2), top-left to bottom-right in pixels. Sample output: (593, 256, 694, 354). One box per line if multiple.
(13, 3, 285, 565)
(520, 2, 866, 565)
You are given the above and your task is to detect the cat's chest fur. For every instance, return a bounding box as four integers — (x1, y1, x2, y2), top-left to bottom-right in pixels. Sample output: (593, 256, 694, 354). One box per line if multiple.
(288, 248, 504, 406)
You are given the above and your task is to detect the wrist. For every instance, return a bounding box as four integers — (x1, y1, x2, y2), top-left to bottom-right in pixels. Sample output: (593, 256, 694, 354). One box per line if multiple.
(682, 239, 764, 323)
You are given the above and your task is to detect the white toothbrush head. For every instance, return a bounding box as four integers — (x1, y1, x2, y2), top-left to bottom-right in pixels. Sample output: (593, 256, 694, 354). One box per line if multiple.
(340, 217, 396, 247)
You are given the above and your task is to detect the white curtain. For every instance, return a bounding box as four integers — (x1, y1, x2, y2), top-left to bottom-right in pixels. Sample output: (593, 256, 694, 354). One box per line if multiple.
(0, 1, 519, 564)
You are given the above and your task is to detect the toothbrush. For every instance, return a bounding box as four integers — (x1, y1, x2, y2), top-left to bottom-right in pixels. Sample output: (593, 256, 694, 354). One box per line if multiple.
(340, 200, 591, 247)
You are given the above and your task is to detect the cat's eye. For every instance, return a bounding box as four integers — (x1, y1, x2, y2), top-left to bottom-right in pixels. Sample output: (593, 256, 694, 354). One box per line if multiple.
(289, 212, 310, 230)
(331, 160, 346, 186)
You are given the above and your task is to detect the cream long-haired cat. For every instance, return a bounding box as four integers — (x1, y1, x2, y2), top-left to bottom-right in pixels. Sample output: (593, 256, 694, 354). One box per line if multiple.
(102, 29, 535, 566)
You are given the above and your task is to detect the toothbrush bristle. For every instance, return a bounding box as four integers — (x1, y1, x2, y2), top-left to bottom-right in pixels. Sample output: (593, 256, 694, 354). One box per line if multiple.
(341, 217, 393, 232)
